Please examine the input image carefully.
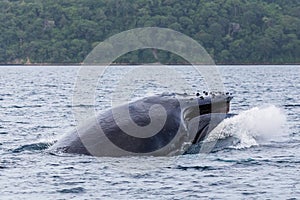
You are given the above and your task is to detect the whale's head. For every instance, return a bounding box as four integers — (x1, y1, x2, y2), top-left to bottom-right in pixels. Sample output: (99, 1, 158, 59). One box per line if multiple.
(182, 92, 233, 121)
(179, 92, 233, 145)
(143, 92, 233, 145)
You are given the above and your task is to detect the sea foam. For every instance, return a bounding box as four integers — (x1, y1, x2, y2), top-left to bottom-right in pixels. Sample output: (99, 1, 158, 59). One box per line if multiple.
(206, 105, 287, 149)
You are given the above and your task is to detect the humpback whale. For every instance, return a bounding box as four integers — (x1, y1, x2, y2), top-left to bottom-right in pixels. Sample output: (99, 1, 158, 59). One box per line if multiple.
(51, 92, 233, 156)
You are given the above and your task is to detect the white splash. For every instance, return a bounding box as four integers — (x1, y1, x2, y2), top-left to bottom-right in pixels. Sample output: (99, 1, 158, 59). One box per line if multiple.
(206, 105, 287, 149)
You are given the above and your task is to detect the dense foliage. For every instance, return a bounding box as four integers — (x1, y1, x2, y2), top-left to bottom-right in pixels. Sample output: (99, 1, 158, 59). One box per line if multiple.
(1, 0, 299, 64)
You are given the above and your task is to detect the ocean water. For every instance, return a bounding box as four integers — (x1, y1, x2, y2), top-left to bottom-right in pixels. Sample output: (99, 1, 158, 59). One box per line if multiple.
(0, 65, 299, 199)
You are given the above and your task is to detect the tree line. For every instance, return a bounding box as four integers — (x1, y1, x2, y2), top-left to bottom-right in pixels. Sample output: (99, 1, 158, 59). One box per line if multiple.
(0, 0, 299, 64)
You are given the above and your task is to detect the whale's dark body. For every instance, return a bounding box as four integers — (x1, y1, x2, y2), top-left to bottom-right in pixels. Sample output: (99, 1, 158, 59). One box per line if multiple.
(51, 93, 233, 156)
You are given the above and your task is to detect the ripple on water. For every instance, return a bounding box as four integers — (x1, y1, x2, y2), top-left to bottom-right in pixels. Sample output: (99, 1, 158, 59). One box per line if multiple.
(12, 142, 52, 153)
(57, 187, 86, 194)
(175, 165, 220, 171)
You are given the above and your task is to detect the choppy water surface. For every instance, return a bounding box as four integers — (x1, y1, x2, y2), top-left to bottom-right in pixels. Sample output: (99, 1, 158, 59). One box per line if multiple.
(0, 65, 299, 199)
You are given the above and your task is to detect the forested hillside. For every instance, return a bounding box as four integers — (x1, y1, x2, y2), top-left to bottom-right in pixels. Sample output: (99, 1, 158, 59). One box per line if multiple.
(1, 0, 299, 64)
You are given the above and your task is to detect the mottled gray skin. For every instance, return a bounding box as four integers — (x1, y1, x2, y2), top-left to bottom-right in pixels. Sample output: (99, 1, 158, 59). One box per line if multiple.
(51, 93, 232, 157)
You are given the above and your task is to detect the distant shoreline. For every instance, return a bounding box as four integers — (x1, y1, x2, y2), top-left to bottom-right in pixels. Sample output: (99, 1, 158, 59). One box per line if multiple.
(0, 62, 299, 66)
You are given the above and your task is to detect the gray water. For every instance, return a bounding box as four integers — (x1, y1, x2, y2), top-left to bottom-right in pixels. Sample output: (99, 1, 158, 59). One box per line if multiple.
(0, 65, 299, 199)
